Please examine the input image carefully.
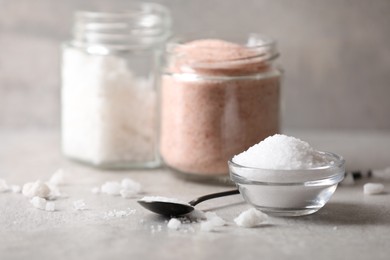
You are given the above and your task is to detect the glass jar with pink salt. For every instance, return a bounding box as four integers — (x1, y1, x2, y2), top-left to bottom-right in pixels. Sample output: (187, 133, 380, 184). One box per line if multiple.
(160, 34, 281, 181)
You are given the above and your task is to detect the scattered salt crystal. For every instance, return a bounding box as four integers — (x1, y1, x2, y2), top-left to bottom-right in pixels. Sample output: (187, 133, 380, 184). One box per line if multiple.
(11, 185, 21, 193)
(100, 179, 141, 197)
(187, 209, 206, 221)
(45, 182, 62, 200)
(31, 196, 47, 210)
(120, 178, 141, 198)
(233, 134, 330, 170)
(234, 208, 268, 228)
(45, 202, 56, 212)
(167, 218, 181, 230)
(341, 174, 355, 186)
(103, 208, 136, 219)
(49, 169, 66, 186)
(22, 180, 51, 198)
(200, 212, 227, 232)
(0, 179, 9, 192)
(91, 187, 100, 194)
(120, 189, 138, 199)
(101, 181, 121, 196)
(121, 178, 141, 193)
(363, 183, 384, 195)
(73, 200, 87, 210)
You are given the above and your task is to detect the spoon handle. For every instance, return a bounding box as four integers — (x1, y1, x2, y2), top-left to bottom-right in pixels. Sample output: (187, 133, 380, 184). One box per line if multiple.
(188, 189, 240, 206)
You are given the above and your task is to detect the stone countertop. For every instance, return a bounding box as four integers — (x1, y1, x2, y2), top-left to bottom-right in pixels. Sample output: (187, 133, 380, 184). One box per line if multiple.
(0, 129, 389, 260)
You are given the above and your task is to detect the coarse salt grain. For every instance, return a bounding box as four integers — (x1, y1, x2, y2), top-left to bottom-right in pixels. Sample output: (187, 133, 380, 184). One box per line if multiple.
(100, 178, 142, 197)
(101, 181, 122, 196)
(363, 183, 384, 195)
(103, 208, 136, 219)
(11, 185, 21, 193)
(233, 134, 330, 170)
(73, 200, 87, 210)
(45, 202, 56, 212)
(49, 169, 66, 186)
(234, 208, 268, 228)
(91, 187, 100, 194)
(31, 196, 47, 210)
(0, 179, 9, 192)
(22, 180, 51, 198)
(341, 173, 355, 186)
(200, 212, 226, 232)
(167, 218, 181, 230)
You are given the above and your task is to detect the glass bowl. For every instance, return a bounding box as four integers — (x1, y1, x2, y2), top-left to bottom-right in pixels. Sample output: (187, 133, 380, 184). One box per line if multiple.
(228, 152, 345, 217)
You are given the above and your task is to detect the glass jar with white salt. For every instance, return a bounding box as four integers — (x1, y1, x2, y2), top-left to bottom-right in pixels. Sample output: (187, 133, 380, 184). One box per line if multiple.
(61, 4, 171, 168)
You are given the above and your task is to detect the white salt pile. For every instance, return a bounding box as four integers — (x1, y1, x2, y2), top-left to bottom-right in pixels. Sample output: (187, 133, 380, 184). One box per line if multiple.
(100, 178, 141, 198)
(363, 183, 384, 195)
(233, 134, 331, 170)
(62, 48, 157, 165)
(234, 208, 268, 228)
(73, 200, 87, 211)
(167, 218, 182, 230)
(200, 212, 226, 232)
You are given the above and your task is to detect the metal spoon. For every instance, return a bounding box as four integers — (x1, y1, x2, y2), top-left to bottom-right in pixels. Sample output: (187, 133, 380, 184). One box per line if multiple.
(138, 189, 240, 217)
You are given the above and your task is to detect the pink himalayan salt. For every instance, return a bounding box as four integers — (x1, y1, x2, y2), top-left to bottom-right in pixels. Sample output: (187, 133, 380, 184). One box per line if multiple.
(160, 38, 280, 175)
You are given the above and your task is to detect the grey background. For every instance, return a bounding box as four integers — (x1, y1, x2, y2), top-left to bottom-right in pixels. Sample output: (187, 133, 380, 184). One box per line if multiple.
(0, 0, 389, 130)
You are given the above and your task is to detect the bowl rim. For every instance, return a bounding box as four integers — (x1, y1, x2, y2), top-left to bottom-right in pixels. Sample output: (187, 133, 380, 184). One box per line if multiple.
(228, 151, 345, 184)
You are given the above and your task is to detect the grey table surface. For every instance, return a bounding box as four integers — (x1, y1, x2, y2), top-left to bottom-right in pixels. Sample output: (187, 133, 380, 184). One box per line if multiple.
(0, 129, 389, 260)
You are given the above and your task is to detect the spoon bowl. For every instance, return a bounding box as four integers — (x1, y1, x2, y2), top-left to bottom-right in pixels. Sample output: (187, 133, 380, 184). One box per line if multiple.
(138, 189, 239, 217)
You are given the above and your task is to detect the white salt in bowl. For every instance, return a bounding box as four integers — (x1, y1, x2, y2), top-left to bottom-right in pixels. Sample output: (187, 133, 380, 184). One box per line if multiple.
(228, 152, 345, 217)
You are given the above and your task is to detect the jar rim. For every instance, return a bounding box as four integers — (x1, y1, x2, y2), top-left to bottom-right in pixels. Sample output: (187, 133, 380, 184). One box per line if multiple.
(164, 34, 279, 75)
(71, 3, 171, 50)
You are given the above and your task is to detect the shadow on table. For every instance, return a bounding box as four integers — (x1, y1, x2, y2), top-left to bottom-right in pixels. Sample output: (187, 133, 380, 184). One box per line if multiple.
(297, 201, 390, 225)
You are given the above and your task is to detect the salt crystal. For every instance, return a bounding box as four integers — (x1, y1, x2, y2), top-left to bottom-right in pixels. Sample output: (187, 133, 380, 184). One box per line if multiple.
(167, 218, 181, 230)
(31, 196, 47, 210)
(187, 209, 206, 221)
(233, 134, 330, 170)
(200, 212, 227, 232)
(234, 208, 268, 228)
(45, 202, 56, 212)
(363, 183, 384, 195)
(10, 185, 21, 193)
(103, 208, 136, 219)
(91, 187, 100, 194)
(120, 178, 141, 198)
(49, 169, 66, 186)
(0, 179, 9, 192)
(22, 180, 51, 198)
(73, 199, 87, 210)
(46, 182, 62, 200)
(120, 189, 138, 199)
(121, 178, 141, 192)
(101, 181, 121, 196)
(341, 174, 355, 186)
